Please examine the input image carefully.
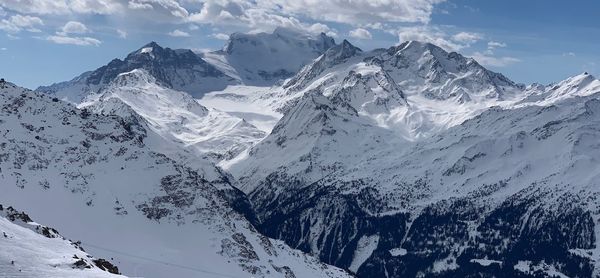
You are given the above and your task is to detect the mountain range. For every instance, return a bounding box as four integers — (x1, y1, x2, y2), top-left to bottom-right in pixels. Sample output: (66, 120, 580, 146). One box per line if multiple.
(2, 27, 600, 277)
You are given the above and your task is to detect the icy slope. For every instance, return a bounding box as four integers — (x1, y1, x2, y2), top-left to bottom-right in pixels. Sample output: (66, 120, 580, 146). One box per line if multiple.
(37, 42, 237, 102)
(0, 205, 122, 277)
(202, 27, 336, 86)
(0, 80, 351, 278)
(81, 69, 265, 161)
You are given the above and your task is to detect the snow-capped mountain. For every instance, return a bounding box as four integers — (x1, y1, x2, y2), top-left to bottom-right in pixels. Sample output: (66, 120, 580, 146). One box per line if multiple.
(227, 53, 600, 276)
(282, 40, 525, 139)
(519, 72, 600, 105)
(37, 42, 237, 102)
(80, 69, 265, 161)
(35, 29, 339, 162)
(1, 204, 122, 277)
(38, 28, 337, 104)
(14, 30, 600, 278)
(0, 80, 351, 278)
(202, 27, 336, 86)
(204, 40, 526, 140)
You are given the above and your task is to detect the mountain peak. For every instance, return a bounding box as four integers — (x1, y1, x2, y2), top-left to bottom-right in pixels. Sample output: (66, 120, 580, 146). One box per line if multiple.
(215, 28, 338, 85)
(325, 39, 362, 61)
(559, 72, 597, 87)
(142, 41, 162, 49)
(131, 41, 166, 58)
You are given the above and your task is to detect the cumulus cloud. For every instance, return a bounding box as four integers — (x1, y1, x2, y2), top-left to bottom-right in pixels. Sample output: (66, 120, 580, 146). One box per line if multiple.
(471, 51, 520, 67)
(60, 21, 89, 34)
(261, 0, 445, 25)
(47, 35, 101, 46)
(211, 33, 229, 40)
(487, 41, 507, 49)
(168, 29, 190, 37)
(187, 1, 339, 36)
(1, 0, 450, 45)
(0, 14, 44, 33)
(452, 31, 482, 44)
(128, 0, 189, 18)
(46, 20, 100, 46)
(306, 23, 337, 37)
(349, 28, 372, 40)
(397, 26, 484, 52)
(0, 0, 122, 15)
(1, 0, 452, 48)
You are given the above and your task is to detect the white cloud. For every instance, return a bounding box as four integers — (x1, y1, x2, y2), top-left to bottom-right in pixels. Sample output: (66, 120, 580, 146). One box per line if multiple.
(61, 21, 89, 34)
(116, 29, 127, 38)
(487, 41, 507, 49)
(0, 14, 44, 33)
(128, 1, 153, 10)
(47, 35, 101, 46)
(306, 23, 337, 37)
(562, 52, 576, 57)
(4, 0, 426, 41)
(0, 47, 7, 50)
(0, 0, 122, 15)
(128, 0, 189, 18)
(188, 0, 338, 36)
(168, 29, 190, 37)
(398, 26, 459, 51)
(260, 0, 446, 25)
(397, 26, 483, 52)
(211, 33, 229, 40)
(471, 51, 520, 67)
(362, 22, 386, 30)
(452, 31, 482, 44)
(349, 28, 372, 40)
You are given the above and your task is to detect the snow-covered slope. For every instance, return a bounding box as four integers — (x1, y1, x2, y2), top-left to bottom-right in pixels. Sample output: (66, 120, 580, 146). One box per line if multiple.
(0, 204, 122, 277)
(0, 80, 351, 278)
(36, 29, 338, 162)
(282, 40, 524, 139)
(519, 72, 600, 106)
(36, 42, 238, 102)
(80, 69, 265, 161)
(202, 27, 336, 86)
(229, 68, 600, 276)
(203, 40, 525, 140)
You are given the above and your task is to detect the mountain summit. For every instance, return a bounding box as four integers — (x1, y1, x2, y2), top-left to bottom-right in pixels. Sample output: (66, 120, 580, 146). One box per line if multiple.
(203, 27, 337, 85)
(37, 42, 236, 102)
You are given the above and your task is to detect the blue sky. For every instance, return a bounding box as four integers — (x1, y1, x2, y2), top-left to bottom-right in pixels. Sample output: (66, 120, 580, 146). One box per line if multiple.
(1, 0, 599, 89)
